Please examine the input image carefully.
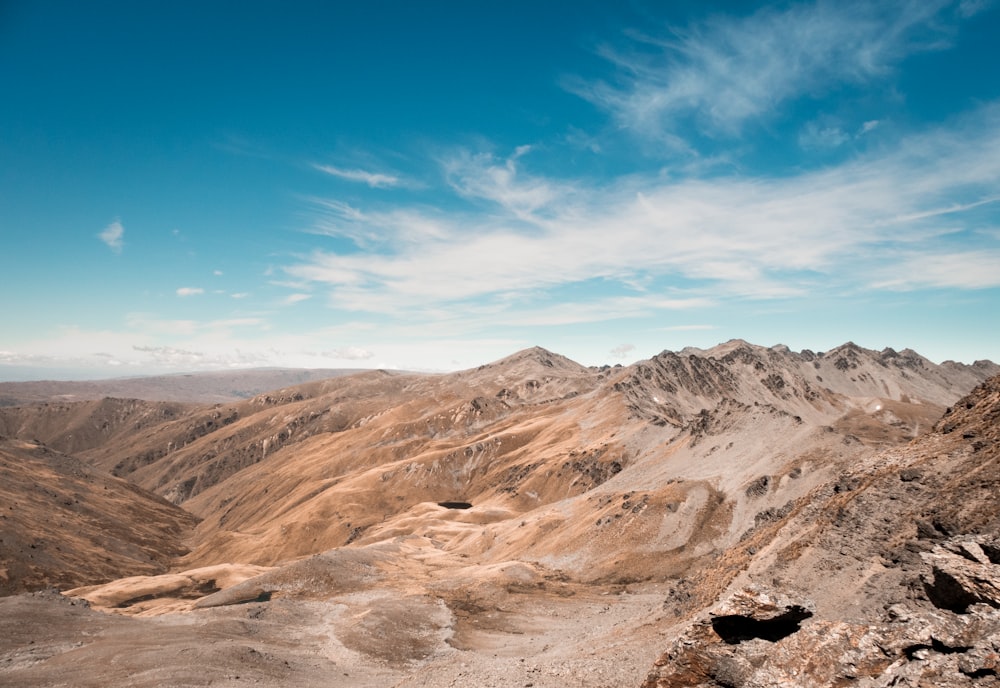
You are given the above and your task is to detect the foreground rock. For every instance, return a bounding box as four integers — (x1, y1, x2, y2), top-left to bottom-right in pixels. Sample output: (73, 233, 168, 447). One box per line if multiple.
(644, 374, 1000, 687)
(645, 569, 1000, 686)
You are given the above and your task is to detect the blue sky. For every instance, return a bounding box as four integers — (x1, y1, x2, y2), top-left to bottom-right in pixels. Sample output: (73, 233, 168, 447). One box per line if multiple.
(2, 0, 999, 379)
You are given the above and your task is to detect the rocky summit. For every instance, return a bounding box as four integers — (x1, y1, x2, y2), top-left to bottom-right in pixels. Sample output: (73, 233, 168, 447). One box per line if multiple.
(1, 341, 998, 687)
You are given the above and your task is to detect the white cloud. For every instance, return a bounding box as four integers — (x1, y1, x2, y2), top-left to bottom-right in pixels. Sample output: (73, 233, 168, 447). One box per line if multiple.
(859, 119, 881, 135)
(209, 318, 265, 328)
(482, 295, 713, 328)
(0, 350, 55, 366)
(125, 314, 200, 336)
(657, 325, 718, 332)
(0, 319, 387, 378)
(959, 0, 993, 18)
(284, 102, 1000, 325)
(231, 292, 250, 299)
(213, 269, 224, 276)
(98, 220, 124, 253)
(571, 0, 956, 141)
(305, 197, 455, 250)
(871, 250, 1000, 290)
(322, 346, 374, 360)
(443, 147, 563, 220)
(132, 345, 206, 365)
(313, 164, 401, 188)
(610, 343, 635, 359)
(283, 293, 312, 304)
(176, 287, 204, 297)
(799, 122, 850, 149)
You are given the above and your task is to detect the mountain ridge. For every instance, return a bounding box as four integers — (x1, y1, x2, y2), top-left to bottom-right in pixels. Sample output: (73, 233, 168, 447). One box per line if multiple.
(1, 340, 993, 576)
(1, 340, 999, 686)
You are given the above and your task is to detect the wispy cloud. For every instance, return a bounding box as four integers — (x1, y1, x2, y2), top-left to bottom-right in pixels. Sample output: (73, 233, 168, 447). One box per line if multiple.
(321, 346, 374, 360)
(132, 345, 206, 366)
(872, 250, 1000, 290)
(211, 318, 265, 328)
(799, 121, 850, 150)
(958, 0, 993, 18)
(609, 343, 635, 359)
(284, 102, 1000, 328)
(313, 163, 401, 188)
(176, 287, 204, 297)
(481, 295, 713, 328)
(0, 350, 57, 366)
(98, 219, 124, 253)
(443, 146, 563, 220)
(283, 293, 312, 304)
(302, 197, 457, 256)
(798, 116, 880, 149)
(570, 0, 956, 142)
(860, 119, 881, 135)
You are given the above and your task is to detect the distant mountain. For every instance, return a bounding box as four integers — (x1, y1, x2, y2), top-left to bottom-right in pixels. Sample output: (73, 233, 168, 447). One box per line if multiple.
(0, 367, 369, 405)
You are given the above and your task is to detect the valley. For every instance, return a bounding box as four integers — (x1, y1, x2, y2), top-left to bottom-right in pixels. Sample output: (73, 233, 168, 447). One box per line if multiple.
(2, 340, 999, 686)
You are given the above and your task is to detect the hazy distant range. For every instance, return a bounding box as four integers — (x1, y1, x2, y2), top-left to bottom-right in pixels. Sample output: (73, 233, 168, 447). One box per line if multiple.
(0, 368, 370, 406)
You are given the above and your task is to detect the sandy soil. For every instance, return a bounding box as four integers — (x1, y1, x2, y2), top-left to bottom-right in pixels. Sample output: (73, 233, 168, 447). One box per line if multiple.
(1, 581, 674, 687)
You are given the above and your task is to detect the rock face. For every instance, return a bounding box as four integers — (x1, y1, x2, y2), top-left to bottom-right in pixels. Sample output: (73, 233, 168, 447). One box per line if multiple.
(923, 540, 1000, 612)
(0, 344, 996, 595)
(643, 373, 1000, 687)
(645, 577, 1000, 687)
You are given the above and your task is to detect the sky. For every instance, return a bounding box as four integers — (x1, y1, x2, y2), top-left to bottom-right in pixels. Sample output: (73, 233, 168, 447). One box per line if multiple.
(1, 0, 999, 380)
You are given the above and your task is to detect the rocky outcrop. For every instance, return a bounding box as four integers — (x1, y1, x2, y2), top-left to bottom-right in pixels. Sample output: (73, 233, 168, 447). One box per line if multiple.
(644, 539, 1000, 687)
(643, 372, 1000, 687)
(614, 340, 997, 428)
(923, 539, 1000, 613)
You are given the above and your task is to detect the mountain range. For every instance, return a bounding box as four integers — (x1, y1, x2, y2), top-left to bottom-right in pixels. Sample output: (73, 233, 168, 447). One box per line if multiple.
(1, 340, 998, 687)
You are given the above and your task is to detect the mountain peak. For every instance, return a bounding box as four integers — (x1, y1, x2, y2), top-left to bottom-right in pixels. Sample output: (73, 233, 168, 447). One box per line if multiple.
(480, 346, 586, 373)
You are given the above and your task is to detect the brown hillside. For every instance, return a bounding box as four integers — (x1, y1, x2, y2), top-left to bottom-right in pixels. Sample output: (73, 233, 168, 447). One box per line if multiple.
(0, 438, 197, 595)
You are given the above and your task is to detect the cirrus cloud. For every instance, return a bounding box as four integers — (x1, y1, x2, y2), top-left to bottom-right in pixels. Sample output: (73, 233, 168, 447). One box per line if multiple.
(313, 163, 401, 188)
(570, 0, 959, 142)
(284, 102, 1000, 328)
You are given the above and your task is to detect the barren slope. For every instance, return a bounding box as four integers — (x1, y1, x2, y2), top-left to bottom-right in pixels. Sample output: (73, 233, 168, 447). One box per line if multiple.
(643, 373, 1000, 686)
(0, 438, 198, 595)
(1, 342, 997, 687)
(158, 342, 994, 581)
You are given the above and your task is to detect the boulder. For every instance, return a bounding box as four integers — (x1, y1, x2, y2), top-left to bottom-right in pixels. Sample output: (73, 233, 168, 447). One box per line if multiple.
(644, 578, 1000, 687)
(922, 540, 1000, 613)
